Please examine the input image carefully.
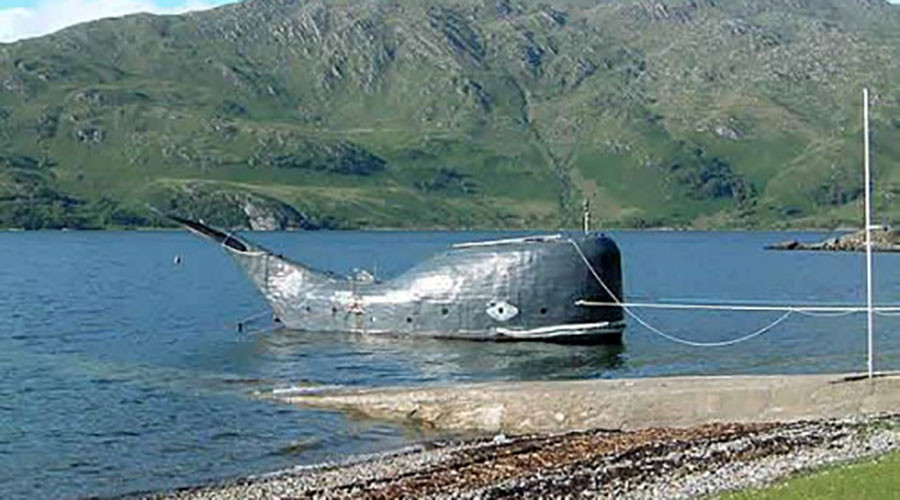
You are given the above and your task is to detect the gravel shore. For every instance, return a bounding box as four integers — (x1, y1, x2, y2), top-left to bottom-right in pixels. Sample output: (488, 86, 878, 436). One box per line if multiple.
(148, 414, 900, 499)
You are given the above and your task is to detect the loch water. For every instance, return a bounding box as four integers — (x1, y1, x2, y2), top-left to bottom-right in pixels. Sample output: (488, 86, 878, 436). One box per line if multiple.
(3, 229, 900, 499)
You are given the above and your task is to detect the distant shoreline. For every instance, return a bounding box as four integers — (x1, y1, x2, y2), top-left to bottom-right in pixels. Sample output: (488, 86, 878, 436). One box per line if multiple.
(0, 226, 858, 233)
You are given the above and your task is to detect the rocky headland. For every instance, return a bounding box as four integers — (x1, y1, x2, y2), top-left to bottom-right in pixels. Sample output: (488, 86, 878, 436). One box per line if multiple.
(767, 227, 900, 252)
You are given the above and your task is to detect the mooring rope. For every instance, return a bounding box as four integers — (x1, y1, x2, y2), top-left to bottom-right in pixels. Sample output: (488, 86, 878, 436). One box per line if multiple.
(795, 309, 859, 318)
(233, 304, 281, 333)
(573, 300, 873, 313)
(567, 239, 875, 347)
(642, 310, 793, 347)
(234, 309, 274, 327)
(240, 324, 285, 336)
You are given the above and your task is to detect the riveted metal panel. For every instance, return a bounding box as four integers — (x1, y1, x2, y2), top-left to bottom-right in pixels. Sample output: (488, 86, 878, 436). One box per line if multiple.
(179, 218, 624, 344)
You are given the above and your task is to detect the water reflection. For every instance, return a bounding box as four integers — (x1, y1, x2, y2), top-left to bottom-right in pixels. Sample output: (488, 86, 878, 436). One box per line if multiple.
(258, 328, 626, 384)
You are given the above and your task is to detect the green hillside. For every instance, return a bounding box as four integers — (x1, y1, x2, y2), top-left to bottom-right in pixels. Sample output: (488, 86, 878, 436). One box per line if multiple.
(0, 0, 899, 230)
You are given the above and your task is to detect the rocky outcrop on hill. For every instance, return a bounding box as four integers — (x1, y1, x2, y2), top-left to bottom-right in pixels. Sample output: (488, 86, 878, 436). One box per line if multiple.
(149, 182, 320, 231)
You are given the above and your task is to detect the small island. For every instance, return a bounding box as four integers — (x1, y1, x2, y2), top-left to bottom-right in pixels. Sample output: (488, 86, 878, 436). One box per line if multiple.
(767, 227, 900, 252)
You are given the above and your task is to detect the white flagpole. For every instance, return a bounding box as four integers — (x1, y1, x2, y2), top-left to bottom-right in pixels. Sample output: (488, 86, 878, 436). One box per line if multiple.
(864, 88, 874, 379)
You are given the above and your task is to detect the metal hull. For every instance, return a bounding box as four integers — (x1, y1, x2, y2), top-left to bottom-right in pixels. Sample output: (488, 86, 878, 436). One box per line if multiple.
(175, 217, 624, 344)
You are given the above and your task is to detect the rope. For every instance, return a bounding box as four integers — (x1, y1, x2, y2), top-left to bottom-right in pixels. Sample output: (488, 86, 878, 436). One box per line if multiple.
(241, 325, 285, 336)
(234, 306, 280, 334)
(638, 309, 793, 347)
(569, 239, 815, 347)
(795, 309, 858, 318)
(234, 309, 274, 326)
(573, 299, 870, 313)
(574, 298, 900, 314)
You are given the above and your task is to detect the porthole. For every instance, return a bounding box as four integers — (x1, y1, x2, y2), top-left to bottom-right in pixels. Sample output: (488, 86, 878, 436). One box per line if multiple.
(441, 308, 449, 315)
(406, 317, 413, 323)
(486, 301, 518, 322)
(540, 307, 548, 315)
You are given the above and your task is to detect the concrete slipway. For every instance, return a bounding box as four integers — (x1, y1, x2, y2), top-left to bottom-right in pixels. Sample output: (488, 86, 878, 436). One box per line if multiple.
(268, 372, 900, 433)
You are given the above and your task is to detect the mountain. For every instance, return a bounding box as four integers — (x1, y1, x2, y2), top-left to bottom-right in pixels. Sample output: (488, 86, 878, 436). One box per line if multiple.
(1, 0, 899, 230)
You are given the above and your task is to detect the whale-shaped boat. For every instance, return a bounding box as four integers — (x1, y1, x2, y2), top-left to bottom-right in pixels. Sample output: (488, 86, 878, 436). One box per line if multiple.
(174, 216, 625, 344)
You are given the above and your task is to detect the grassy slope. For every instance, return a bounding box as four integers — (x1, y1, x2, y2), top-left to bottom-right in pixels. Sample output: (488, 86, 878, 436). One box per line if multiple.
(0, 0, 899, 229)
(720, 450, 900, 499)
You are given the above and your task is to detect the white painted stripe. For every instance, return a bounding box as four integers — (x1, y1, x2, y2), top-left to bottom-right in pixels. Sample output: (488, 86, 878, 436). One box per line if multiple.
(496, 320, 625, 338)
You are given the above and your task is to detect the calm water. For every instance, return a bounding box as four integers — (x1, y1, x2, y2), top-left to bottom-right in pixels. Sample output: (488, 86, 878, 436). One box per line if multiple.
(3, 230, 900, 499)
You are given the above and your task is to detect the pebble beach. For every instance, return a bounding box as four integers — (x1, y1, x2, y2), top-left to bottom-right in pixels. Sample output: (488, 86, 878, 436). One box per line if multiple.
(147, 414, 900, 499)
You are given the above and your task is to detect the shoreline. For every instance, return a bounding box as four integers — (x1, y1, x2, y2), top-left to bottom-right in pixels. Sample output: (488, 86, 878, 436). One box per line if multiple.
(0, 226, 854, 234)
(145, 415, 900, 499)
(138, 372, 900, 498)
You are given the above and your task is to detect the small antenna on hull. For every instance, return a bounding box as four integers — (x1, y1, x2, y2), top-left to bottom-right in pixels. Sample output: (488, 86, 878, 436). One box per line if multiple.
(582, 199, 591, 234)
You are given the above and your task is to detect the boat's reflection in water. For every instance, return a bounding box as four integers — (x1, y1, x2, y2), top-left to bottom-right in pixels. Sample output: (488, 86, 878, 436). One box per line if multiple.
(255, 328, 626, 385)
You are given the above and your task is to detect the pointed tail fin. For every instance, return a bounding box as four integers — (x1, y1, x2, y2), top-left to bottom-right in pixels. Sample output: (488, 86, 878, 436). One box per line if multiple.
(167, 214, 250, 253)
